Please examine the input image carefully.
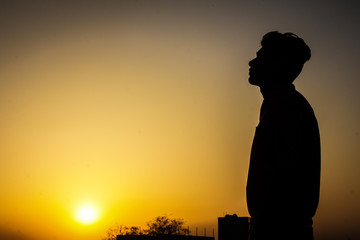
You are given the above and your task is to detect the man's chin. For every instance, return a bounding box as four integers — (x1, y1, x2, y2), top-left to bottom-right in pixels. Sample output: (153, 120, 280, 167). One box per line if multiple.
(248, 77, 260, 86)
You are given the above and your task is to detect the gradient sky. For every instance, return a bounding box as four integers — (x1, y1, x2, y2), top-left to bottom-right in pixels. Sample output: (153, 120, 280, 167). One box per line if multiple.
(1, 1, 360, 240)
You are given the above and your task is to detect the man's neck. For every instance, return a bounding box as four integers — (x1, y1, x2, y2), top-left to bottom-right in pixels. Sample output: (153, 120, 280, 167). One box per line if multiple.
(260, 83, 295, 99)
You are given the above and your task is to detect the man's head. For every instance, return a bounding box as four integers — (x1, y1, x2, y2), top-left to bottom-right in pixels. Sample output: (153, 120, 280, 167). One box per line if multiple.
(249, 31, 311, 88)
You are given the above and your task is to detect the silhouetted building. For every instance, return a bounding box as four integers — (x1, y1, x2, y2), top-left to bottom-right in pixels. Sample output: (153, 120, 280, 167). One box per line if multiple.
(117, 235, 214, 240)
(218, 215, 249, 240)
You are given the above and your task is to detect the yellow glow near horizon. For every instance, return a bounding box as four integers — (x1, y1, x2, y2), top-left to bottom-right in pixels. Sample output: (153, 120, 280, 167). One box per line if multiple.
(75, 204, 100, 225)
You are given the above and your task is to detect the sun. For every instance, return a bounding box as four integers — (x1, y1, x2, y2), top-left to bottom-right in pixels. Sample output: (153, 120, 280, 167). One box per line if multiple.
(75, 204, 100, 225)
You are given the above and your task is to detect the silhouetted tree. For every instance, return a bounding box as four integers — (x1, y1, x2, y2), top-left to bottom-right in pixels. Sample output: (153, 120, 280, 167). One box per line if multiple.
(102, 224, 143, 240)
(102, 216, 190, 240)
(146, 216, 190, 236)
(103, 224, 127, 240)
(127, 226, 142, 235)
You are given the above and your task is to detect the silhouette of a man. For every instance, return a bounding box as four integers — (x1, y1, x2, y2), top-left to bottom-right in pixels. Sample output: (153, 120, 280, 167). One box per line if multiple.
(246, 32, 320, 240)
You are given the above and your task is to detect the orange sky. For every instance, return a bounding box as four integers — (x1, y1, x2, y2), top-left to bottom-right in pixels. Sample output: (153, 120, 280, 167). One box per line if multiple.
(1, 1, 360, 240)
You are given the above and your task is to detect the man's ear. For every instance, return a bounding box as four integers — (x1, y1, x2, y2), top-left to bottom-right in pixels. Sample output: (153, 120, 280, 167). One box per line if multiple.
(268, 58, 284, 75)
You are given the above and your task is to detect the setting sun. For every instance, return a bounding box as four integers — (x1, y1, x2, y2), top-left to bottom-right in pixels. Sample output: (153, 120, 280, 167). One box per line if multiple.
(75, 204, 100, 225)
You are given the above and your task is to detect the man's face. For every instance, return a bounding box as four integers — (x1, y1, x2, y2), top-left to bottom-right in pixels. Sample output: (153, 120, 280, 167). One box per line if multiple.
(248, 48, 279, 87)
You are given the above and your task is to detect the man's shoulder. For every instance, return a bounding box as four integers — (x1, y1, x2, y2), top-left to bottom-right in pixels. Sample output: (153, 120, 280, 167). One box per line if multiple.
(272, 89, 316, 122)
(292, 90, 315, 113)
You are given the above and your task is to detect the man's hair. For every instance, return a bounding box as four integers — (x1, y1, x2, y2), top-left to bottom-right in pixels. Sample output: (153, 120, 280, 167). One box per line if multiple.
(261, 31, 311, 82)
